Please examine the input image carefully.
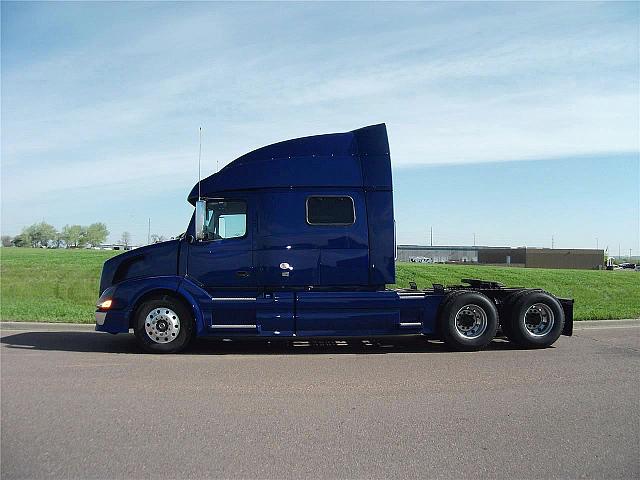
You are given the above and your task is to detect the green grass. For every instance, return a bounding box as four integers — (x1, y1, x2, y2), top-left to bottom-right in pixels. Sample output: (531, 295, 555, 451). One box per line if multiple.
(392, 262, 640, 321)
(1, 248, 120, 322)
(0, 248, 638, 323)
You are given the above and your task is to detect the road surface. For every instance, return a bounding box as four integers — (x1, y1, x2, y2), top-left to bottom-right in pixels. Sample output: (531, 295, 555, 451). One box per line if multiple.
(1, 320, 639, 479)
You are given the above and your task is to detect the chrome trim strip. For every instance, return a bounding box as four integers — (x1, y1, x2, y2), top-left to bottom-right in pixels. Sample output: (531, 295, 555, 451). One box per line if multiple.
(394, 219, 397, 261)
(399, 322, 422, 328)
(210, 324, 257, 329)
(211, 297, 257, 301)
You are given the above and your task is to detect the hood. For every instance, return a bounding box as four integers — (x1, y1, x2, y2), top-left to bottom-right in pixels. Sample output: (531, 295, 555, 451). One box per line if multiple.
(99, 240, 180, 294)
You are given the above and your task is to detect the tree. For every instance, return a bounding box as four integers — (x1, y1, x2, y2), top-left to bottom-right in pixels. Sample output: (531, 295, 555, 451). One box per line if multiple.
(121, 231, 132, 247)
(24, 222, 57, 247)
(11, 233, 29, 247)
(52, 231, 64, 249)
(61, 225, 87, 248)
(150, 234, 166, 244)
(21, 225, 36, 247)
(5, 221, 109, 248)
(86, 223, 109, 247)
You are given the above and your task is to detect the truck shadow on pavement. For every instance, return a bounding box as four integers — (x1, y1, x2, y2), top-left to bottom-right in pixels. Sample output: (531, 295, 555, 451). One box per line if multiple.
(0, 331, 524, 355)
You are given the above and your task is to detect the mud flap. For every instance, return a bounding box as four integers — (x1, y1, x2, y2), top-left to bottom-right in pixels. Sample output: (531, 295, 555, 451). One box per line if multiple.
(559, 298, 574, 336)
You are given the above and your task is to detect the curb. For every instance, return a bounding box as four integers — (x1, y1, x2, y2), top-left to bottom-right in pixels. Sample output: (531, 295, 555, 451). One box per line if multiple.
(573, 319, 640, 329)
(1, 322, 96, 331)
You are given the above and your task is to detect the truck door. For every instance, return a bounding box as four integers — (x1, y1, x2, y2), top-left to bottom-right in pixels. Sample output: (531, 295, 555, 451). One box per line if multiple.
(187, 198, 258, 330)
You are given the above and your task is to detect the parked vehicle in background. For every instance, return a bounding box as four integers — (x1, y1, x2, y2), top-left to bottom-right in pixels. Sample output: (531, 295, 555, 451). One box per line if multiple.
(95, 124, 574, 353)
(410, 256, 432, 263)
(619, 263, 637, 270)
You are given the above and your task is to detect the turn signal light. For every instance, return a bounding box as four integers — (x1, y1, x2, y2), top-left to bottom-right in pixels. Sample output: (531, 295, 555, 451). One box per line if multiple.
(97, 299, 113, 310)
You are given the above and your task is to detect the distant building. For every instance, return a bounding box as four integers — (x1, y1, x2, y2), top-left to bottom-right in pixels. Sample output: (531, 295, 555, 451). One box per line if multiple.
(97, 244, 139, 251)
(398, 245, 604, 270)
(523, 248, 604, 270)
(398, 246, 479, 264)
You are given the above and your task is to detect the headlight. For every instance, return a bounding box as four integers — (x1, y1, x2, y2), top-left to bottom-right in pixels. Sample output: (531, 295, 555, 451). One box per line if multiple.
(97, 299, 113, 310)
(96, 286, 116, 310)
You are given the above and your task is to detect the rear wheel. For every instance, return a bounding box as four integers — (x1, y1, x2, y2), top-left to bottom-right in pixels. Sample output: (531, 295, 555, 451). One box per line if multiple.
(439, 291, 498, 351)
(133, 296, 193, 353)
(505, 291, 564, 348)
(500, 289, 532, 338)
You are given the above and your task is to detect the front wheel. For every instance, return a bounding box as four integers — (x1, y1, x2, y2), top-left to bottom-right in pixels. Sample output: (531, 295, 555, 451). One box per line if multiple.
(133, 296, 194, 353)
(439, 291, 498, 351)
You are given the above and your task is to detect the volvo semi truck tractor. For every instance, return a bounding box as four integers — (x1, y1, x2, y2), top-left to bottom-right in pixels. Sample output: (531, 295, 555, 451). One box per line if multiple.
(95, 124, 573, 353)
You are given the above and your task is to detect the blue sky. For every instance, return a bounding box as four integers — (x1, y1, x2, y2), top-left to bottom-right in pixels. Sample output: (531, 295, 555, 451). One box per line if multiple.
(1, 2, 638, 253)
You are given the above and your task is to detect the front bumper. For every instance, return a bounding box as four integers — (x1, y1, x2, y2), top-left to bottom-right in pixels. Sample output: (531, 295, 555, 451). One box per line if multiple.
(95, 309, 129, 334)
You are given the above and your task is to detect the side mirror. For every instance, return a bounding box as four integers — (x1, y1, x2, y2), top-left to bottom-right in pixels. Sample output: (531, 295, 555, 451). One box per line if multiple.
(195, 200, 206, 241)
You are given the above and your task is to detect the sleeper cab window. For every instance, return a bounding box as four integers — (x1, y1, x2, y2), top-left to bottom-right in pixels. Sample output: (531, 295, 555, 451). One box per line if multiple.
(306, 196, 355, 225)
(204, 200, 247, 240)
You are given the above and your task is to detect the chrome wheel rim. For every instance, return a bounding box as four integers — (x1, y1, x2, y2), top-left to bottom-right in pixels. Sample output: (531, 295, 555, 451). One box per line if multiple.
(145, 307, 180, 344)
(524, 303, 555, 336)
(454, 304, 488, 339)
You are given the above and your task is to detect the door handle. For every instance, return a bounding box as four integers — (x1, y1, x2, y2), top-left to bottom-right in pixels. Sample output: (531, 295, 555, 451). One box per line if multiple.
(235, 270, 250, 278)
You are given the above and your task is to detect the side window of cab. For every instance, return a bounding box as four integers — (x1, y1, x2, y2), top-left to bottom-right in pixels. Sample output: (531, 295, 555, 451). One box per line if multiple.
(306, 196, 355, 225)
(203, 200, 247, 240)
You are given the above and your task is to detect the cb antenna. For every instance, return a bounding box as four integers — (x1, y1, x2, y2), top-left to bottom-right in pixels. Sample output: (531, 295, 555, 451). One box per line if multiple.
(198, 127, 202, 200)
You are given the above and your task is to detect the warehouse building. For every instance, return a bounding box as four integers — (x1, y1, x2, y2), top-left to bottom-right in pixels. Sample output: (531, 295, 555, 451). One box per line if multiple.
(398, 245, 604, 270)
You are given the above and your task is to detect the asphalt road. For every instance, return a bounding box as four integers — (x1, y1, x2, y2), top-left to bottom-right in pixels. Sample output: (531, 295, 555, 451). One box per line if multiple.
(1, 321, 639, 479)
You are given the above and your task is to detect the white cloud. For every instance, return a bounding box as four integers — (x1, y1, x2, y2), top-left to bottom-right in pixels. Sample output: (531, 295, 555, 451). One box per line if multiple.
(1, 1, 638, 239)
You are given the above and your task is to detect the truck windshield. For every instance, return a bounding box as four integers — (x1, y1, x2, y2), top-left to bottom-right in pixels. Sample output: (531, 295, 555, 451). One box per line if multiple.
(203, 200, 247, 240)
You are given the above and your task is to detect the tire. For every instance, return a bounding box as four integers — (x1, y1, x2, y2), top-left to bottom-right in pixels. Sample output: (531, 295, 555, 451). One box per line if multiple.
(133, 296, 194, 353)
(436, 290, 470, 337)
(500, 289, 535, 339)
(506, 291, 564, 348)
(439, 291, 498, 351)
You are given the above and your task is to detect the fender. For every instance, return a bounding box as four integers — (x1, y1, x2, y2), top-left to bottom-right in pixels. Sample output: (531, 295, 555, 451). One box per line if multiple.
(175, 277, 211, 336)
(97, 275, 210, 335)
(104, 276, 185, 333)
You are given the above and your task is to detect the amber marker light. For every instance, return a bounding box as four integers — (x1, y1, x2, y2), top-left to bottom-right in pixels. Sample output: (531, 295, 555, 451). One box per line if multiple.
(97, 299, 113, 310)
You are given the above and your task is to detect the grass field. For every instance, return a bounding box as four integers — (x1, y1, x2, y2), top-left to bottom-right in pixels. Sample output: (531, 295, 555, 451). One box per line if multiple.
(1, 248, 118, 322)
(392, 263, 639, 321)
(1, 248, 638, 323)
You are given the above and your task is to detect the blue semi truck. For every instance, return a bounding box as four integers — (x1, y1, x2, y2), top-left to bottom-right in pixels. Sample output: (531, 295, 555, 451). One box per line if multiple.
(96, 124, 573, 353)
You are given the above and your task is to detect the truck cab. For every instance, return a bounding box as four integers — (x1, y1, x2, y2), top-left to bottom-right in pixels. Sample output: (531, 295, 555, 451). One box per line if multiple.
(96, 124, 573, 353)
